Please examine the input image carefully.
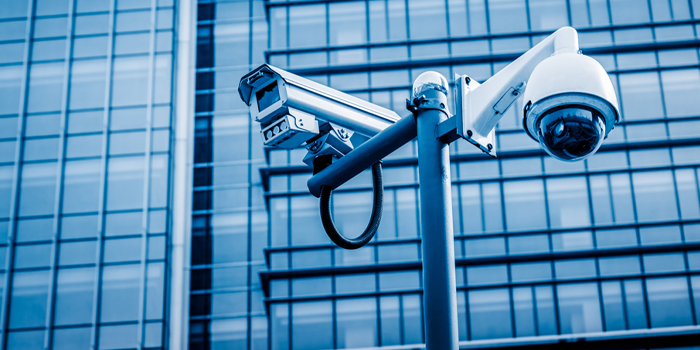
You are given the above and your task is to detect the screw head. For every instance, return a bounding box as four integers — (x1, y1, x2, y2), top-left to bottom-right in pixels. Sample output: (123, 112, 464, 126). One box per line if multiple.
(466, 130, 473, 137)
(487, 143, 493, 150)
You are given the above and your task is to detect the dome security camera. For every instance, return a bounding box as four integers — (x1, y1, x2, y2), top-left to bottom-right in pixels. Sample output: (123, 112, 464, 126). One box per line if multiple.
(522, 53, 620, 161)
(453, 27, 620, 162)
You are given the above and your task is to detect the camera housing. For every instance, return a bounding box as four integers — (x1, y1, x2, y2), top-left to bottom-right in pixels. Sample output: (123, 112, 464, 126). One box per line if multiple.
(522, 53, 620, 161)
(238, 65, 401, 151)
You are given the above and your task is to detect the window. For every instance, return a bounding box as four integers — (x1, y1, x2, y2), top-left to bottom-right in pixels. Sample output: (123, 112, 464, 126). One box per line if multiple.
(610, 0, 650, 24)
(106, 156, 145, 210)
(618, 73, 664, 121)
(14, 244, 52, 268)
(513, 287, 536, 336)
(329, 2, 366, 45)
(59, 241, 97, 265)
(291, 301, 332, 350)
(100, 264, 140, 322)
(661, 69, 700, 118)
(53, 327, 91, 350)
(288, 5, 326, 49)
(19, 162, 57, 216)
(599, 256, 641, 276)
(547, 177, 591, 229)
(336, 298, 377, 348)
(62, 159, 101, 214)
(32, 39, 66, 61)
(601, 281, 626, 331)
(557, 283, 602, 334)
(487, 0, 528, 34)
(646, 277, 693, 327)
(504, 180, 547, 231)
(511, 262, 551, 282)
(111, 56, 149, 107)
(408, 0, 447, 39)
(467, 265, 508, 286)
(9, 270, 49, 329)
(27, 62, 64, 113)
(291, 277, 331, 297)
(632, 171, 679, 223)
(469, 288, 512, 339)
(54, 267, 94, 326)
(528, 0, 568, 30)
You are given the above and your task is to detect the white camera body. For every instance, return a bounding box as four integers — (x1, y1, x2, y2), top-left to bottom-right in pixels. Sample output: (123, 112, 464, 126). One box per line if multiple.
(455, 27, 620, 161)
(238, 64, 401, 150)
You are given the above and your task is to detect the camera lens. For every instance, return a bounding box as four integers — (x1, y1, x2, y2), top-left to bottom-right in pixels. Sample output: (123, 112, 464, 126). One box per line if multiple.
(537, 106, 605, 162)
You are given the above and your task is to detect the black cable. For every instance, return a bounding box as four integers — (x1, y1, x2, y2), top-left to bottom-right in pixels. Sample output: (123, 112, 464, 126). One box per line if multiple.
(319, 162, 383, 250)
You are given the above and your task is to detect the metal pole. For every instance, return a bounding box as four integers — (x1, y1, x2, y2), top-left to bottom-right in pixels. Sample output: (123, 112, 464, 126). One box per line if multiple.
(412, 73, 459, 350)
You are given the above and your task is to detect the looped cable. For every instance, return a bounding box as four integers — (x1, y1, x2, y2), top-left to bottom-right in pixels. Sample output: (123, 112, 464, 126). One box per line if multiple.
(319, 162, 383, 250)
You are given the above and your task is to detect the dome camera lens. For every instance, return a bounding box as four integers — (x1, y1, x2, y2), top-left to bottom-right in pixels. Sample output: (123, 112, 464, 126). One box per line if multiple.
(537, 106, 605, 162)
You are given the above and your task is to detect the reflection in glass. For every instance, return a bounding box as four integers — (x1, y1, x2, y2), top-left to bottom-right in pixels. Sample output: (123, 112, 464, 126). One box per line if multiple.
(28, 62, 64, 113)
(291, 301, 332, 350)
(54, 267, 94, 326)
(557, 283, 602, 334)
(9, 270, 49, 329)
(336, 298, 377, 348)
(646, 277, 693, 327)
(469, 288, 512, 339)
(63, 159, 101, 213)
(100, 264, 140, 322)
(106, 156, 145, 211)
(19, 162, 57, 216)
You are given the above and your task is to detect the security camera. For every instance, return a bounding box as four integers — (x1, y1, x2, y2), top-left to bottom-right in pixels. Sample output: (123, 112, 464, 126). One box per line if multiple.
(238, 64, 401, 158)
(454, 26, 619, 161)
(522, 53, 619, 161)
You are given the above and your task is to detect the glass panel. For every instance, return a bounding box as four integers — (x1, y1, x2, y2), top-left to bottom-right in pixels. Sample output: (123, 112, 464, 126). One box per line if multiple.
(467, 265, 508, 286)
(408, 0, 447, 39)
(7, 330, 44, 350)
(59, 241, 96, 265)
(534, 285, 557, 335)
(291, 301, 332, 350)
(511, 262, 552, 282)
(504, 180, 547, 231)
(14, 244, 51, 268)
(111, 56, 149, 107)
(601, 281, 626, 331)
(336, 298, 377, 348)
(552, 231, 593, 251)
(379, 271, 420, 291)
(17, 217, 52, 242)
(643, 253, 686, 273)
(675, 169, 700, 219)
(555, 259, 597, 279)
(9, 270, 49, 329)
(106, 156, 145, 210)
(32, 39, 66, 61)
(513, 287, 535, 337)
(54, 267, 94, 326)
(632, 171, 678, 223)
(646, 277, 693, 327)
(528, 0, 568, 30)
(624, 279, 648, 329)
(100, 264, 140, 322)
(380, 296, 400, 346)
(63, 159, 101, 214)
(618, 73, 664, 121)
(53, 327, 91, 350)
(598, 256, 641, 276)
(557, 283, 602, 334)
(291, 277, 331, 297)
(610, 0, 650, 24)
(469, 288, 512, 339)
(104, 237, 141, 263)
(69, 59, 106, 109)
(288, 5, 326, 49)
(547, 177, 591, 229)
(99, 324, 138, 350)
(19, 162, 57, 216)
(28, 62, 64, 113)
(661, 69, 700, 118)
(271, 304, 289, 350)
(329, 2, 366, 45)
(487, 0, 528, 34)
(336, 274, 375, 294)
(402, 294, 423, 344)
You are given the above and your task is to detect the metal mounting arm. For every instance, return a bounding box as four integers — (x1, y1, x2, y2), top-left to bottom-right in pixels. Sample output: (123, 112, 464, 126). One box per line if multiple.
(449, 26, 580, 156)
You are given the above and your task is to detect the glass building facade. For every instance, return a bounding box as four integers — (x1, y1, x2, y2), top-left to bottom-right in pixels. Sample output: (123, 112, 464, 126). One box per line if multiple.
(3, 0, 700, 349)
(0, 0, 180, 348)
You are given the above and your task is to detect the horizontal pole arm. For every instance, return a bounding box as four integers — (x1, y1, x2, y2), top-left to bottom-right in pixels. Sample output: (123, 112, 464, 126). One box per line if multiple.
(307, 114, 418, 197)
